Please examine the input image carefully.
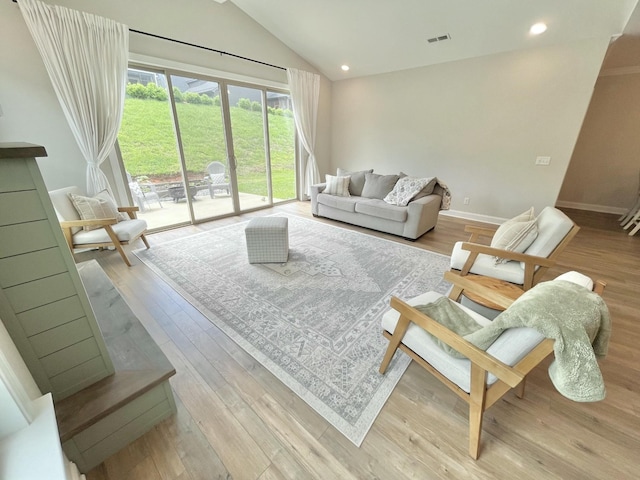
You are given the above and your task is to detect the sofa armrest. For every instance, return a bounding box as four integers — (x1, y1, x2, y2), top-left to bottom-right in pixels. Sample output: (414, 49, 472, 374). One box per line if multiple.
(403, 194, 441, 239)
(310, 182, 327, 215)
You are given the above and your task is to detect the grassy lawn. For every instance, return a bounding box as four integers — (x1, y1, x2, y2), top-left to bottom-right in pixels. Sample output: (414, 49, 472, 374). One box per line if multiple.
(118, 98, 296, 199)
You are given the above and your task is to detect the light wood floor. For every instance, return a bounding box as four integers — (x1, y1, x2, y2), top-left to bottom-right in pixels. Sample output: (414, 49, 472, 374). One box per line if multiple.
(82, 203, 640, 480)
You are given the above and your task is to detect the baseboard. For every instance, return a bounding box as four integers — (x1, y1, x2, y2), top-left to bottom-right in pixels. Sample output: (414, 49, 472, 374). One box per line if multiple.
(555, 201, 626, 215)
(439, 209, 505, 225)
(442, 203, 627, 224)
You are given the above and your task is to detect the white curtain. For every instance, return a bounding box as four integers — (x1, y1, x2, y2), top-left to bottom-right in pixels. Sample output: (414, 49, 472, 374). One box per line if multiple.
(19, 0, 129, 196)
(286, 68, 320, 198)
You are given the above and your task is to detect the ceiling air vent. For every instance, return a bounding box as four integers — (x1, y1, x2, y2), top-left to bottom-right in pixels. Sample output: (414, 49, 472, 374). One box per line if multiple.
(427, 33, 451, 44)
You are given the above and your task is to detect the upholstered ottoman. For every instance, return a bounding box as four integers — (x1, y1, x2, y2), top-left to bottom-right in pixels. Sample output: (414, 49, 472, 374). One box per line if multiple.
(245, 217, 289, 264)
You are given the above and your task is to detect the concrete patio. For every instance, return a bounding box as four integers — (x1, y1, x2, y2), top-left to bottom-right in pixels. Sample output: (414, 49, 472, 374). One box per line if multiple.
(134, 190, 286, 230)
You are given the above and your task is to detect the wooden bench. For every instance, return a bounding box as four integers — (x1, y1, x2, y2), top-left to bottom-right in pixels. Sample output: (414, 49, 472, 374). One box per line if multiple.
(54, 260, 176, 473)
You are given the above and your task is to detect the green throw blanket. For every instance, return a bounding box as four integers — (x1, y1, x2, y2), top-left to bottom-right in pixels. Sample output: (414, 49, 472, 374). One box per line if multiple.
(415, 280, 611, 402)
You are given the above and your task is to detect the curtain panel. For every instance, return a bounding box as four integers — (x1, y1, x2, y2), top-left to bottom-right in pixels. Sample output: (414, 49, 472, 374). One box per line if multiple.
(19, 0, 129, 195)
(286, 68, 320, 198)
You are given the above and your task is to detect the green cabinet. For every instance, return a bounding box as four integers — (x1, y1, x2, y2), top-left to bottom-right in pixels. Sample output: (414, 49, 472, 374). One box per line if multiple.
(0, 143, 114, 401)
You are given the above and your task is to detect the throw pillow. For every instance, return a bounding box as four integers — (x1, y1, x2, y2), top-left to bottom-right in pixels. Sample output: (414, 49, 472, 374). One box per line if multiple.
(491, 207, 538, 264)
(383, 176, 432, 206)
(412, 177, 438, 200)
(337, 168, 373, 196)
(68, 190, 127, 231)
(361, 172, 400, 199)
(324, 174, 351, 197)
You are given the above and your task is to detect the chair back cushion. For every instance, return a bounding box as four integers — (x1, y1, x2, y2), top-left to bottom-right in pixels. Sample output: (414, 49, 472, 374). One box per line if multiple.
(49, 186, 83, 234)
(523, 207, 574, 259)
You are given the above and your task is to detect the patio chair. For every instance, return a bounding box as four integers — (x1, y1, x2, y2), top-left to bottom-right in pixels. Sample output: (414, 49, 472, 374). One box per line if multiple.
(126, 172, 163, 212)
(379, 270, 607, 459)
(49, 186, 149, 267)
(205, 161, 231, 198)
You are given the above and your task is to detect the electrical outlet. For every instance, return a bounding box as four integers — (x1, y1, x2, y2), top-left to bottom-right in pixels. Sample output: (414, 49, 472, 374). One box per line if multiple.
(535, 156, 551, 166)
(463, 197, 470, 205)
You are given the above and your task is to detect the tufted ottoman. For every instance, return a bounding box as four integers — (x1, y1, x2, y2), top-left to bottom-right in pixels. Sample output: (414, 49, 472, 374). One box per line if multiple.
(245, 217, 289, 264)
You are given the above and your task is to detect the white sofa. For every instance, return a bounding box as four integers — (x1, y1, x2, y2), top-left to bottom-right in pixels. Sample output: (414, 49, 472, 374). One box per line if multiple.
(310, 169, 448, 240)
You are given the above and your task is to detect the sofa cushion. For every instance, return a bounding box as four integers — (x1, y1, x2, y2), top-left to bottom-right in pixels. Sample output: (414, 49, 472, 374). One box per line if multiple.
(384, 176, 433, 206)
(490, 207, 538, 264)
(355, 198, 408, 222)
(324, 174, 351, 197)
(337, 168, 373, 196)
(361, 172, 400, 199)
(316, 193, 359, 212)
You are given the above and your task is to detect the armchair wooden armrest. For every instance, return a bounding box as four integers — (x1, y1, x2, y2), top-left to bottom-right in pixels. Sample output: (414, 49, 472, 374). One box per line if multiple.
(464, 225, 497, 242)
(443, 270, 521, 310)
(118, 206, 139, 219)
(459, 242, 556, 291)
(60, 218, 118, 228)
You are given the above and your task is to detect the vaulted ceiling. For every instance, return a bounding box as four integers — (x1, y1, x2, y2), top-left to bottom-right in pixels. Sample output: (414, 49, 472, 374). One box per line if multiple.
(228, 0, 640, 80)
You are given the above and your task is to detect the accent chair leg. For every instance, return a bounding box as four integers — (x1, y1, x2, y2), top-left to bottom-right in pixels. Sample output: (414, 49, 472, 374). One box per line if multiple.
(141, 233, 150, 249)
(468, 363, 488, 459)
(104, 226, 132, 267)
(515, 378, 526, 399)
(379, 313, 411, 374)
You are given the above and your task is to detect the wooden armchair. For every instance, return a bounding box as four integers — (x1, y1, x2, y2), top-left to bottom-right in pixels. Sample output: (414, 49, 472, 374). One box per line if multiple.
(448, 207, 580, 304)
(379, 270, 606, 459)
(49, 186, 149, 266)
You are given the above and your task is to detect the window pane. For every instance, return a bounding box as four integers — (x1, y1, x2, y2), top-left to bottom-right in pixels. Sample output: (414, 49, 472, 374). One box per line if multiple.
(119, 68, 190, 229)
(170, 75, 233, 220)
(267, 91, 296, 202)
(228, 85, 269, 211)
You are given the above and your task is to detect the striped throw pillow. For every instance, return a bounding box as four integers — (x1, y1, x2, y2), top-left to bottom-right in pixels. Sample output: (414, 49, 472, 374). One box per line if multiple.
(324, 174, 351, 197)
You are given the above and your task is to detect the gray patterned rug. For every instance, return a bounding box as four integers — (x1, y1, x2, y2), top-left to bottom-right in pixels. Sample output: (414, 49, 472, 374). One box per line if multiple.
(134, 214, 450, 445)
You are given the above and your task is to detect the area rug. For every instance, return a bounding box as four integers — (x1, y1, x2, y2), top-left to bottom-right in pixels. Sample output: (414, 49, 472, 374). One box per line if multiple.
(134, 214, 451, 445)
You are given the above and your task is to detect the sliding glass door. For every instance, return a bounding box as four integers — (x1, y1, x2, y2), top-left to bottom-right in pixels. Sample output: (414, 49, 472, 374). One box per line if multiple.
(118, 66, 297, 231)
(169, 74, 234, 221)
(118, 68, 190, 230)
(228, 84, 269, 212)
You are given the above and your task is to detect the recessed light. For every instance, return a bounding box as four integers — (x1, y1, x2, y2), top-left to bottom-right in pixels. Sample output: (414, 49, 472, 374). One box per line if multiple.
(341, 65, 350, 71)
(530, 22, 547, 35)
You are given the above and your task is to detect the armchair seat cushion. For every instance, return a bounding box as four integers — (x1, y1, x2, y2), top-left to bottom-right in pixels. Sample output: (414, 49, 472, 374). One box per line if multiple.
(450, 241, 526, 284)
(72, 218, 147, 245)
(381, 291, 544, 392)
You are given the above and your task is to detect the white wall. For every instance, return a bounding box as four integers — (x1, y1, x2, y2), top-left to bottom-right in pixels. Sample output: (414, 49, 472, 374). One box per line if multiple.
(0, 0, 331, 192)
(558, 71, 640, 213)
(0, 317, 41, 437)
(330, 38, 611, 220)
